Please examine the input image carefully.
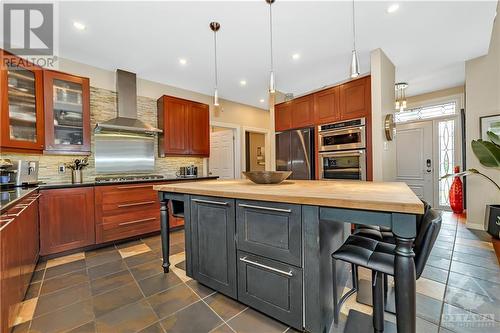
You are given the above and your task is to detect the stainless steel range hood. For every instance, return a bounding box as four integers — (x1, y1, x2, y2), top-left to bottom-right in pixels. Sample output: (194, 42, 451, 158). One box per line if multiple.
(95, 69, 162, 133)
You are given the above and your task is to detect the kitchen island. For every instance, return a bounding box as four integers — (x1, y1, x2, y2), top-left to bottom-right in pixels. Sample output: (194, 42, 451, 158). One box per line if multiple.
(154, 179, 423, 333)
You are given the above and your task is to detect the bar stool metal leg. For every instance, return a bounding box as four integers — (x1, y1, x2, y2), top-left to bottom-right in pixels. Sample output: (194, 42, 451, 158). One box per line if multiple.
(372, 271, 385, 332)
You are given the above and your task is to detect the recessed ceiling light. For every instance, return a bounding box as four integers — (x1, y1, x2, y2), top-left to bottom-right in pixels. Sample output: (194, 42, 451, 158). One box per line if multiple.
(292, 53, 301, 60)
(259, 99, 265, 103)
(179, 58, 187, 65)
(73, 21, 86, 30)
(240, 80, 247, 86)
(386, 3, 399, 14)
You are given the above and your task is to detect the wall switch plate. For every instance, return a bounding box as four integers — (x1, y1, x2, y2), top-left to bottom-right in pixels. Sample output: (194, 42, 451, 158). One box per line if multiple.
(58, 164, 65, 173)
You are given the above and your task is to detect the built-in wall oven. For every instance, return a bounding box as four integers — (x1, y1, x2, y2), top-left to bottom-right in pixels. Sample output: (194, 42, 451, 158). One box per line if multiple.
(318, 118, 365, 152)
(318, 118, 367, 180)
(319, 150, 366, 180)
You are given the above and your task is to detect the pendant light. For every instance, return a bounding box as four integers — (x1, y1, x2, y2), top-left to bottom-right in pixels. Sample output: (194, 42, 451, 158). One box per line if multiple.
(210, 21, 221, 106)
(266, 0, 276, 94)
(350, 0, 360, 78)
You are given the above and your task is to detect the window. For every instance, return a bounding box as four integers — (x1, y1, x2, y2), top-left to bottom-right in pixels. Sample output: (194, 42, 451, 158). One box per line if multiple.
(438, 119, 455, 207)
(395, 102, 456, 123)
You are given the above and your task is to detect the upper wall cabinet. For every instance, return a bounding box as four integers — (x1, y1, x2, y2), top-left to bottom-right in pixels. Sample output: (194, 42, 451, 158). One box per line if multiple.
(43, 70, 91, 154)
(0, 50, 45, 153)
(157, 95, 210, 157)
(291, 95, 314, 128)
(339, 76, 371, 121)
(274, 76, 371, 132)
(275, 102, 292, 132)
(314, 86, 340, 125)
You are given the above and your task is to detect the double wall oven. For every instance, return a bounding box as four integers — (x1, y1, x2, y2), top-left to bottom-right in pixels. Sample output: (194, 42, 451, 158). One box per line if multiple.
(318, 118, 367, 180)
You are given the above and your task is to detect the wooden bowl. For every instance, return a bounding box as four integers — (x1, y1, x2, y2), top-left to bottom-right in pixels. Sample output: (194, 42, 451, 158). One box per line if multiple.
(242, 171, 292, 184)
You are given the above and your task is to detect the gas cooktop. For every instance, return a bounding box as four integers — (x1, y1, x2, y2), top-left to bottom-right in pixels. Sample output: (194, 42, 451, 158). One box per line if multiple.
(94, 175, 164, 183)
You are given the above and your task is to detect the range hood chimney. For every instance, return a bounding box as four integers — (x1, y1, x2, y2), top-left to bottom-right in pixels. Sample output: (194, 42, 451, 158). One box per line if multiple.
(95, 69, 162, 133)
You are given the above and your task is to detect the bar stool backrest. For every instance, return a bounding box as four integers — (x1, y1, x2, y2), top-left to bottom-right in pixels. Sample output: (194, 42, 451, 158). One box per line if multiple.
(413, 208, 442, 278)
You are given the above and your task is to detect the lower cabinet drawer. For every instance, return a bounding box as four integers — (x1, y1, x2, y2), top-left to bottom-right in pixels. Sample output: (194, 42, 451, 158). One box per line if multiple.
(96, 210, 160, 243)
(237, 251, 302, 330)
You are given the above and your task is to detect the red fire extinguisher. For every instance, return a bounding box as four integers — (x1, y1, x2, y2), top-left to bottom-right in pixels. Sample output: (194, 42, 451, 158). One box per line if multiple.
(449, 166, 464, 214)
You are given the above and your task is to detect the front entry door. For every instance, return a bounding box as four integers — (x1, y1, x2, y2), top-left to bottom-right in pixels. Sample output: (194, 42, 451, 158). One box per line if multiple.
(209, 129, 235, 179)
(396, 121, 434, 204)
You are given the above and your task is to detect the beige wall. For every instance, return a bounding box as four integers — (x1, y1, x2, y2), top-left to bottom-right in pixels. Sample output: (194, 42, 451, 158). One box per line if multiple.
(406, 86, 465, 109)
(58, 58, 270, 130)
(464, 1, 500, 229)
(247, 132, 266, 172)
(370, 49, 397, 181)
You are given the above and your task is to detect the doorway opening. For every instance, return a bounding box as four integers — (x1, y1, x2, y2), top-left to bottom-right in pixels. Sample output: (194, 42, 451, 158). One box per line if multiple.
(395, 101, 463, 210)
(209, 126, 236, 179)
(245, 132, 266, 172)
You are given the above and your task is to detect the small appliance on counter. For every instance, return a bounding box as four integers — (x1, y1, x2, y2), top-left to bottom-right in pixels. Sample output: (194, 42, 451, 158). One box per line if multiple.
(177, 165, 198, 178)
(5, 160, 40, 186)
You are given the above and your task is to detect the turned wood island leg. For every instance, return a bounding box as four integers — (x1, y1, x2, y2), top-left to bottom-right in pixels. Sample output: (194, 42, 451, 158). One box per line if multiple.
(160, 199, 170, 273)
(394, 236, 416, 333)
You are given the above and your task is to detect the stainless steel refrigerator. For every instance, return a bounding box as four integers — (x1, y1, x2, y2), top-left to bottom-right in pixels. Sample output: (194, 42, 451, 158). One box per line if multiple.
(276, 128, 315, 180)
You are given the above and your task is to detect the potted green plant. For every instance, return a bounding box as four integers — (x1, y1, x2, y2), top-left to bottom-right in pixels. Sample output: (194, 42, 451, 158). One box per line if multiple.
(442, 130, 499, 238)
(441, 131, 500, 238)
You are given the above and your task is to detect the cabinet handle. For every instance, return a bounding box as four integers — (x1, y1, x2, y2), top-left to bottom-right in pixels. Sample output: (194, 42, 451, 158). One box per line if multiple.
(119, 217, 156, 226)
(5, 204, 29, 217)
(239, 256, 293, 277)
(116, 185, 152, 190)
(118, 201, 156, 208)
(192, 199, 228, 206)
(238, 203, 291, 213)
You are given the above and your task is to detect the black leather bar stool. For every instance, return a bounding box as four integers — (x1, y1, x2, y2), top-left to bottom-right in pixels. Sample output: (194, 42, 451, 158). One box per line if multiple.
(331, 208, 442, 331)
(350, 200, 431, 304)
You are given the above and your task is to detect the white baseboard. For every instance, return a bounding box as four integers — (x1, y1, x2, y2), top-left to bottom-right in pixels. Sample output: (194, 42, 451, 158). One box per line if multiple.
(465, 222, 485, 231)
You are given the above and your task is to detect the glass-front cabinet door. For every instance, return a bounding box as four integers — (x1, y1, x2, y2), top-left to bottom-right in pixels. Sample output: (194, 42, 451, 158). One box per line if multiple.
(0, 51, 44, 152)
(43, 70, 90, 154)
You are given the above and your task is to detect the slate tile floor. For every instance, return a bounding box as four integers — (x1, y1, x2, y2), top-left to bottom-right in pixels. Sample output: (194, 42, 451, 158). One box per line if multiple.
(11, 212, 500, 333)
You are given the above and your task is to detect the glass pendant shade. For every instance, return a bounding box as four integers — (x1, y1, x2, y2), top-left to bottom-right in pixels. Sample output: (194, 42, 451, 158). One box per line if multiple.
(350, 50, 360, 78)
(213, 88, 219, 106)
(269, 71, 276, 94)
(395, 100, 400, 110)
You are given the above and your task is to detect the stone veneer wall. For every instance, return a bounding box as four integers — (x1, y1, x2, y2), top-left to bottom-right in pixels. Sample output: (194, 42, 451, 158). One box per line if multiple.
(0, 87, 204, 183)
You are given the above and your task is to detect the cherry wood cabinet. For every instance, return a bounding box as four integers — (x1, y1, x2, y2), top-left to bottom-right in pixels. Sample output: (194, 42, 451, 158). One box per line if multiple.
(291, 95, 314, 128)
(1, 193, 39, 333)
(339, 76, 371, 121)
(189, 102, 210, 156)
(274, 102, 292, 132)
(157, 95, 210, 157)
(43, 70, 91, 154)
(39, 187, 95, 256)
(314, 86, 340, 125)
(0, 50, 45, 153)
(95, 183, 161, 243)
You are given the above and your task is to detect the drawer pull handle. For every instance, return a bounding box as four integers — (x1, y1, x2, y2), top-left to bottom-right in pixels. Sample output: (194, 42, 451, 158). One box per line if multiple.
(118, 201, 156, 208)
(119, 217, 156, 226)
(192, 199, 228, 206)
(116, 185, 152, 190)
(239, 256, 293, 277)
(238, 203, 291, 213)
(6, 204, 30, 217)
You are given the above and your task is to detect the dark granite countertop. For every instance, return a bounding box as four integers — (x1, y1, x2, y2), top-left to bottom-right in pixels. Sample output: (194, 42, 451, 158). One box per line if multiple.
(38, 176, 218, 190)
(0, 187, 39, 215)
(0, 176, 217, 214)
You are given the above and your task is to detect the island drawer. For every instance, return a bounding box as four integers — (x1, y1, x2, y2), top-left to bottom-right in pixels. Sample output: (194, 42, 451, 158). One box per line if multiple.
(237, 251, 302, 330)
(236, 200, 301, 266)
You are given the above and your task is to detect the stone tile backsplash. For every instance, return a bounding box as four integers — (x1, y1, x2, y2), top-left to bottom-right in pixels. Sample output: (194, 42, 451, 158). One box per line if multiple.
(0, 87, 204, 183)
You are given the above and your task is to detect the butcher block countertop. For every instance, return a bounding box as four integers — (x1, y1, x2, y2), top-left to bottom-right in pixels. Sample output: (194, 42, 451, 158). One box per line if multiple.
(154, 179, 424, 214)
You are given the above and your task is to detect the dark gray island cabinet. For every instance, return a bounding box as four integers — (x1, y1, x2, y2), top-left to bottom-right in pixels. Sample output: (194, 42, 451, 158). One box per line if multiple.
(189, 196, 305, 329)
(156, 180, 424, 333)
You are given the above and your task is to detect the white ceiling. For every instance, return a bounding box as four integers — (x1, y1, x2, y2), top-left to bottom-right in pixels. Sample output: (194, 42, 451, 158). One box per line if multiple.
(56, 1, 497, 108)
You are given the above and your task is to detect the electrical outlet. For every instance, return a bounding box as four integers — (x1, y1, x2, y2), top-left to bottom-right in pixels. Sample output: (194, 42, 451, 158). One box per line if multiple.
(58, 164, 65, 173)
